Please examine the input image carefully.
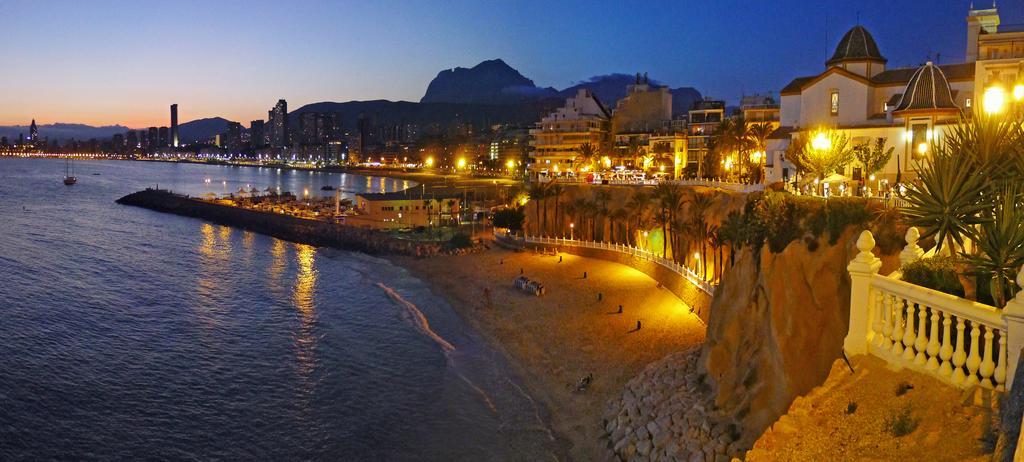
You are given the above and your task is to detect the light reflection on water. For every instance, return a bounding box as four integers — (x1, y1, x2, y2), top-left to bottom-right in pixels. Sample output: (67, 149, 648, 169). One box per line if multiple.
(293, 243, 318, 380)
(0, 158, 561, 461)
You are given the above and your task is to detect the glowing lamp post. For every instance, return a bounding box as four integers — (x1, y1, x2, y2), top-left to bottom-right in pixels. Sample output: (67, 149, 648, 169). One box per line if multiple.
(983, 85, 1007, 115)
(569, 222, 575, 240)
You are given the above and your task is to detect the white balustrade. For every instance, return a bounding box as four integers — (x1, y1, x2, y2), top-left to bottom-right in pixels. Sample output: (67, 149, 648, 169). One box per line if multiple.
(847, 228, 1024, 391)
(504, 231, 716, 295)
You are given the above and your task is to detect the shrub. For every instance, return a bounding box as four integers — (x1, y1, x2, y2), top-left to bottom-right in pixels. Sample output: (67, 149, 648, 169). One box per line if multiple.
(901, 256, 966, 298)
(449, 232, 473, 249)
(884, 404, 918, 437)
(492, 207, 526, 232)
(894, 381, 914, 396)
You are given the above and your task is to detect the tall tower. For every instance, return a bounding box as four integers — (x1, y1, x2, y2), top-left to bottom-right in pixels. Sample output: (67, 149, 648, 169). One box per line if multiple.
(967, 6, 1000, 62)
(270, 99, 288, 148)
(28, 119, 38, 141)
(170, 104, 179, 147)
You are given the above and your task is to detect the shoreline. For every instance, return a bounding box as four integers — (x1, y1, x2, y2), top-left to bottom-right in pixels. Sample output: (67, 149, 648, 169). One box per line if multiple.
(1, 155, 519, 188)
(391, 245, 706, 460)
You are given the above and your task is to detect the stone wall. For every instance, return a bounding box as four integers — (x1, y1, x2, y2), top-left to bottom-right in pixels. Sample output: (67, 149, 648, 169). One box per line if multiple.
(117, 189, 452, 257)
(524, 242, 713, 323)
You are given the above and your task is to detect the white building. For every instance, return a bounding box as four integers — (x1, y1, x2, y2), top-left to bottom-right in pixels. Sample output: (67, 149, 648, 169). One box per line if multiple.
(528, 89, 611, 176)
(766, 18, 987, 189)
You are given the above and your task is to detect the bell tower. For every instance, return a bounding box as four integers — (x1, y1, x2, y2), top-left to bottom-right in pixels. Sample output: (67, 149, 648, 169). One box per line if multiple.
(967, 4, 1000, 62)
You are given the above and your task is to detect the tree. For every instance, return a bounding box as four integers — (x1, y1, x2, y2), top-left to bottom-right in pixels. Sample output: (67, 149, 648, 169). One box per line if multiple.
(853, 137, 894, 179)
(528, 184, 545, 234)
(902, 141, 991, 254)
(962, 185, 1024, 307)
(652, 182, 685, 259)
(493, 207, 526, 232)
(625, 190, 652, 246)
(574, 142, 599, 172)
(787, 128, 855, 193)
(549, 183, 564, 234)
(594, 189, 613, 241)
(747, 122, 774, 183)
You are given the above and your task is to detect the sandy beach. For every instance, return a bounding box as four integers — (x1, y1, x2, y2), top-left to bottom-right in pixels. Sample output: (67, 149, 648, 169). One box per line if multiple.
(394, 244, 706, 460)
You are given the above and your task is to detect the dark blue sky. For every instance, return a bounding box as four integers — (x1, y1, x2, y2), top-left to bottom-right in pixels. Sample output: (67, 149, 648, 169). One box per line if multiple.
(0, 0, 1018, 126)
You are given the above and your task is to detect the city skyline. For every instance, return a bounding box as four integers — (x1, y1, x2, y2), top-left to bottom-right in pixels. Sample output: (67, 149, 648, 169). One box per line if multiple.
(2, 0, 1022, 127)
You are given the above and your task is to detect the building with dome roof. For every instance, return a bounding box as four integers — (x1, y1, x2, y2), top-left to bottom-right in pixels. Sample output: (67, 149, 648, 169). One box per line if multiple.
(764, 5, 1024, 191)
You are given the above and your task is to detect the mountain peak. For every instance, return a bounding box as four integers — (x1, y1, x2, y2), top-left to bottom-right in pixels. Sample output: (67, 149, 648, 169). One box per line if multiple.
(420, 59, 556, 105)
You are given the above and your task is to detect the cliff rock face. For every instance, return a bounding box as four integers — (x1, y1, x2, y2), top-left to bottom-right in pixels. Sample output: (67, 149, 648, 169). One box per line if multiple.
(420, 59, 556, 104)
(698, 229, 899, 449)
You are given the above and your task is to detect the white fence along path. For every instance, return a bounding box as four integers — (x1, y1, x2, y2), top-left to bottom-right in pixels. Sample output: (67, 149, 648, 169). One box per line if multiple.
(845, 227, 1024, 391)
(497, 231, 716, 295)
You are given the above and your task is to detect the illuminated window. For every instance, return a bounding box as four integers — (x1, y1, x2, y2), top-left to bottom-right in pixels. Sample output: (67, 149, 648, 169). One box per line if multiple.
(830, 91, 840, 116)
(965, 98, 972, 108)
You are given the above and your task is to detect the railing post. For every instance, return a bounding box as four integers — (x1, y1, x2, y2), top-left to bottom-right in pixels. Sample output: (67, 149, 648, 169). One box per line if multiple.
(899, 227, 923, 267)
(845, 230, 882, 355)
(1001, 266, 1024, 389)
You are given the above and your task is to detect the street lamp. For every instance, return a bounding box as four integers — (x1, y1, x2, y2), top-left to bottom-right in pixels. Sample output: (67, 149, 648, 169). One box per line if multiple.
(569, 222, 575, 240)
(983, 85, 1007, 115)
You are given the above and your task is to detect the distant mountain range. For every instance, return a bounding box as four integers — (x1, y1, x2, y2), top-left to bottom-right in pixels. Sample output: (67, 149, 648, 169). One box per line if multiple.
(0, 118, 238, 144)
(7, 59, 704, 144)
(420, 59, 702, 114)
(0, 123, 130, 143)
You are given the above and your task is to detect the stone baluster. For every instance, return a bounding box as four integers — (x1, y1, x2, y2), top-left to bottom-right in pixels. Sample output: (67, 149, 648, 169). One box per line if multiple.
(979, 325, 996, 389)
(878, 293, 894, 351)
(902, 300, 918, 362)
(926, 307, 941, 371)
(951, 318, 968, 385)
(996, 332, 1008, 391)
(872, 290, 885, 348)
(938, 312, 954, 377)
(890, 297, 905, 357)
(1002, 266, 1024, 390)
(845, 231, 882, 356)
(964, 322, 982, 387)
(914, 304, 929, 365)
(899, 227, 924, 267)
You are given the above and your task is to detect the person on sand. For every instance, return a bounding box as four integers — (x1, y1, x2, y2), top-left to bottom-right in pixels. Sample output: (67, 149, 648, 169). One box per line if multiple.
(636, 320, 642, 331)
(559, 255, 563, 263)
(617, 305, 623, 314)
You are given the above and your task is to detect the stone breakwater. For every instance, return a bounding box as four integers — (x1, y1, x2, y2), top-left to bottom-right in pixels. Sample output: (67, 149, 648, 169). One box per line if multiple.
(117, 189, 469, 257)
(602, 348, 742, 462)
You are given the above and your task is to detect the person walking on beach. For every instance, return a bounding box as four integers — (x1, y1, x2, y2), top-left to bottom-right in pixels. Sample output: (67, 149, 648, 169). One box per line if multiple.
(617, 305, 623, 314)
(636, 320, 642, 331)
(559, 255, 563, 263)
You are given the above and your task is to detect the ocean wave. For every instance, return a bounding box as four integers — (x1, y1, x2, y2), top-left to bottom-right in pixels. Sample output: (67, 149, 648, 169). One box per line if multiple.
(375, 282, 497, 414)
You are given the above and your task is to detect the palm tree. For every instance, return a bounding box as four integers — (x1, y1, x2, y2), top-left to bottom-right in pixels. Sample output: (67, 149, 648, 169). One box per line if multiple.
(574, 142, 599, 172)
(708, 225, 722, 283)
(562, 199, 578, 238)
(594, 189, 613, 241)
(549, 183, 564, 234)
(625, 190, 652, 246)
(528, 183, 545, 235)
(963, 185, 1024, 307)
(901, 145, 990, 254)
(747, 122, 774, 182)
(719, 210, 746, 267)
(652, 182, 685, 259)
(610, 208, 629, 244)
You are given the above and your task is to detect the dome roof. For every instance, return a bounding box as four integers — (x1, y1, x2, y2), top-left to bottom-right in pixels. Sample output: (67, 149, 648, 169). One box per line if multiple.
(827, 26, 887, 66)
(893, 62, 959, 113)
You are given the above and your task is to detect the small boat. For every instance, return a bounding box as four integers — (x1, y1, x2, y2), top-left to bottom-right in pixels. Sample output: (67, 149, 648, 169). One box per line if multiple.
(320, 185, 336, 191)
(63, 159, 77, 185)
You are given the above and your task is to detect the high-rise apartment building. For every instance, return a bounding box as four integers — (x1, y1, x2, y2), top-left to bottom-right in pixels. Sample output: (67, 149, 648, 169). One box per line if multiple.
(158, 126, 169, 147)
(250, 120, 265, 148)
(170, 104, 179, 147)
(269, 99, 289, 148)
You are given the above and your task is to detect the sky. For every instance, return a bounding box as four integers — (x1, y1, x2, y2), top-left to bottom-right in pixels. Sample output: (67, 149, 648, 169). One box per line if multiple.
(1, 0, 1021, 128)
